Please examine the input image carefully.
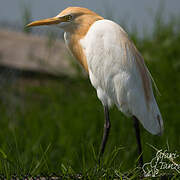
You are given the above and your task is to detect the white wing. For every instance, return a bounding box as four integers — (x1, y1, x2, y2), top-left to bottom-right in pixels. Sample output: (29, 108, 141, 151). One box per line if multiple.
(80, 19, 163, 135)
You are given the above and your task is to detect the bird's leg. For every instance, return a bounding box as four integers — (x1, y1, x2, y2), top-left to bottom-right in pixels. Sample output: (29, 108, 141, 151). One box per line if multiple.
(133, 116, 143, 168)
(98, 105, 111, 162)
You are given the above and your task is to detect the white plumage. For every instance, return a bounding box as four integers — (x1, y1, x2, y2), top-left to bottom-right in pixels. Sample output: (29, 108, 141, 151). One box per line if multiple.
(79, 19, 163, 135)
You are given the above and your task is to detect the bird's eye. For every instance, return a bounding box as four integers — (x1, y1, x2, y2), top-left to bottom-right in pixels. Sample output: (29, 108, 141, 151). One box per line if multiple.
(65, 15, 73, 21)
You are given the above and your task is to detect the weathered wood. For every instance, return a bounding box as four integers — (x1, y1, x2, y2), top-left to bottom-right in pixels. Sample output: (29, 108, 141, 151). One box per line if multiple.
(0, 29, 77, 77)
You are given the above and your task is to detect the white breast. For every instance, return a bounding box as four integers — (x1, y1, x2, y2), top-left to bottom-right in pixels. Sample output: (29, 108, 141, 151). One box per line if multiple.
(80, 19, 133, 109)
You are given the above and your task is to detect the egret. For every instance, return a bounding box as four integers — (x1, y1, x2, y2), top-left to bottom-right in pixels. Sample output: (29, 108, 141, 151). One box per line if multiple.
(27, 7, 163, 167)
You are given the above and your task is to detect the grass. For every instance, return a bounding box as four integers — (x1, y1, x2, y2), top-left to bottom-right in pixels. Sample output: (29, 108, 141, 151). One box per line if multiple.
(0, 16, 180, 179)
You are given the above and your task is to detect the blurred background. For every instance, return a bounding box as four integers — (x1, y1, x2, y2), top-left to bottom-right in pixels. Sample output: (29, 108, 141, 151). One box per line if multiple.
(0, 0, 180, 177)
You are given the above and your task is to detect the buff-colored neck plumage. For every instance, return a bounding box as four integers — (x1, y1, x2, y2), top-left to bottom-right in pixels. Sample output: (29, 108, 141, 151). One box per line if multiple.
(59, 7, 104, 72)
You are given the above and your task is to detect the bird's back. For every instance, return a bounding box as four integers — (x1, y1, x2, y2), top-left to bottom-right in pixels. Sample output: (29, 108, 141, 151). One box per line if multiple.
(80, 19, 163, 135)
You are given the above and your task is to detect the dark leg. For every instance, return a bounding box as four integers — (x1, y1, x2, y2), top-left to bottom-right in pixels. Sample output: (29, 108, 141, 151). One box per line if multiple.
(98, 105, 111, 161)
(132, 116, 143, 168)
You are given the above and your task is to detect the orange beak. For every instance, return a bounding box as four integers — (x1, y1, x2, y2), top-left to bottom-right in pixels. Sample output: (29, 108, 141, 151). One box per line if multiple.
(26, 16, 67, 27)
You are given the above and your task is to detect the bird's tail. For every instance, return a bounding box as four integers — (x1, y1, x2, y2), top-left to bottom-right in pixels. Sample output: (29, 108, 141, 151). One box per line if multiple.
(139, 98, 164, 135)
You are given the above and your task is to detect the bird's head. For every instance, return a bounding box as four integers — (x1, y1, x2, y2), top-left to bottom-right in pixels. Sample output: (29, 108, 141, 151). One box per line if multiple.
(26, 7, 103, 34)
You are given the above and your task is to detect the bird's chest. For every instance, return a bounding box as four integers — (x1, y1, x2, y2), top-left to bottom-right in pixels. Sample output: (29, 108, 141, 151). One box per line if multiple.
(80, 30, 108, 88)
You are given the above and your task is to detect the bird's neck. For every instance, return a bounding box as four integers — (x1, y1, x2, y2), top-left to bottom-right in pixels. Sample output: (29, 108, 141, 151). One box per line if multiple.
(64, 15, 104, 73)
(64, 31, 89, 72)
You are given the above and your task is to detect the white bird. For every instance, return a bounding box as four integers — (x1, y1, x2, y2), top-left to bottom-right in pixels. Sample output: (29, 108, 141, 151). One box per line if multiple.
(27, 7, 163, 167)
